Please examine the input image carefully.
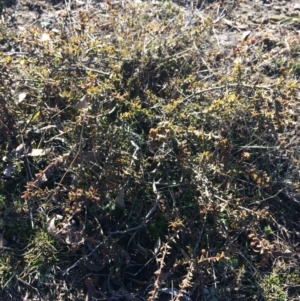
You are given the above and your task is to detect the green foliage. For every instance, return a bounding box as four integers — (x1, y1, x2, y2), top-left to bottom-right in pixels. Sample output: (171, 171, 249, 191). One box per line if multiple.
(261, 273, 288, 301)
(23, 231, 58, 276)
(0, 253, 15, 286)
(0, 194, 5, 210)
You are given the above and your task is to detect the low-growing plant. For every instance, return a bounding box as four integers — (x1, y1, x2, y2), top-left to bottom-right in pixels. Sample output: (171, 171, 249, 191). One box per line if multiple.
(0, 0, 299, 300)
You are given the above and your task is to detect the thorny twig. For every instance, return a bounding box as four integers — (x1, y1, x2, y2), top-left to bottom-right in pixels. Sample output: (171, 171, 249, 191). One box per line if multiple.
(180, 82, 277, 103)
(108, 195, 161, 235)
(148, 242, 171, 301)
(63, 195, 161, 275)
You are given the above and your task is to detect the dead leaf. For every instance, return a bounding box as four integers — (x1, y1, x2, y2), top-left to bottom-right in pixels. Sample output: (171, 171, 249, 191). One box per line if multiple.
(63, 223, 84, 246)
(76, 94, 89, 110)
(223, 18, 248, 30)
(47, 215, 64, 242)
(0, 119, 10, 131)
(242, 31, 252, 41)
(180, 248, 190, 260)
(34, 163, 57, 187)
(17, 92, 27, 104)
(0, 233, 8, 248)
(159, 288, 192, 301)
(85, 277, 96, 301)
(40, 33, 51, 42)
(11, 144, 26, 159)
(154, 237, 161, 255)
(77, 151, 105, 164)
(130, 140, 139, 160)
(115, 186, 125, 208)
(152, 179, 157, 194)
(272, 250, 293, 258)
(3, 162, 14, 177)
(28, 148, 51, 157)
(75, 0, 85, 6)
(47, 215, 84, 247)
(31, 124, 58, 134)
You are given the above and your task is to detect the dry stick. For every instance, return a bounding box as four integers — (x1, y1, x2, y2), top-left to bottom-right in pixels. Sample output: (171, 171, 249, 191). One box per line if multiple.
(214, 191, 284, 209)
(193, 224, 205, 257)
(108, 195, 161, 235)
(64, 130, 159, 273)
(16, 277, 42, 300)
(149, 243, 170, 301)
(58, 65, 110, 76)
(20, 134, 35, 229)
(213, 0, 238, 24)
(57, 118, 85, 187)
(180, 82, 276, 104)
(2, 272, 15, 291)
(63, 196, 161, 275)
(206, 234, 218, 290)
(62, 238, 109, 276)
(45, 118, 84, 205)
(238, 249, 259, 276)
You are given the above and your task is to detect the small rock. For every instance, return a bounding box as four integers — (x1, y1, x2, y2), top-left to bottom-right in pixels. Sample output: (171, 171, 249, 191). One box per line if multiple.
(0, 233, 7, 248)
(242, 31, 252, 41)
(273, 6, 281, 12)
